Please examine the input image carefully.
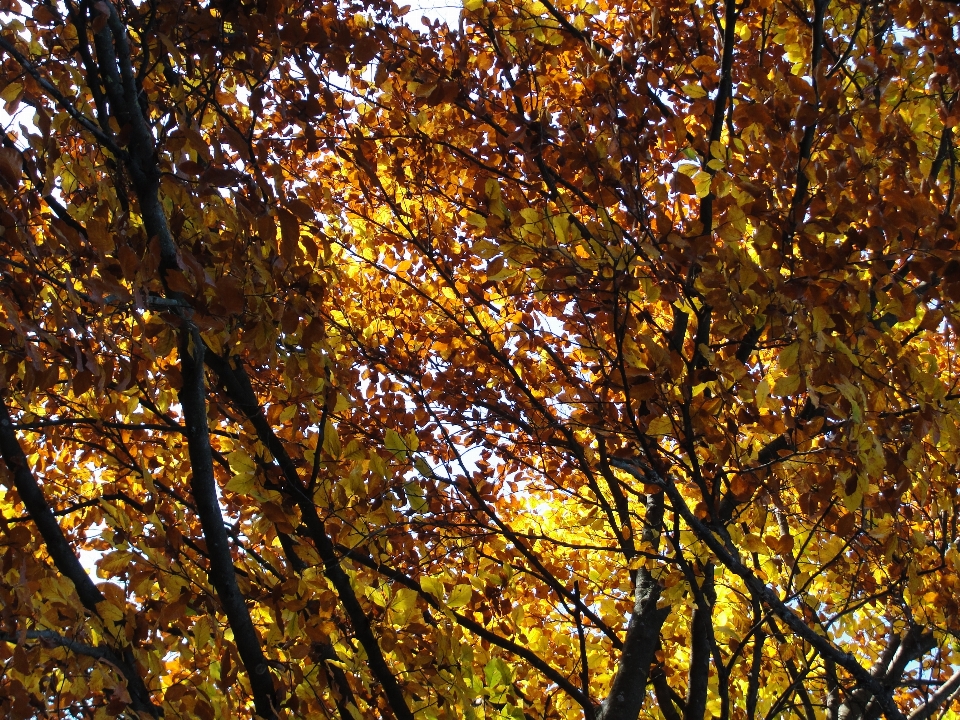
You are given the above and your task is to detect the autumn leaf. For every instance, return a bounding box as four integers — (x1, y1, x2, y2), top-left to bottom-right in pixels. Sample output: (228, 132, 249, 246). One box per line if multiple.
(1, 1, 958, 719)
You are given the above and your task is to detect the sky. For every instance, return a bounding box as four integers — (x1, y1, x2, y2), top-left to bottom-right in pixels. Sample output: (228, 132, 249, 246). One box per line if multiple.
(408, 0, 462, 27)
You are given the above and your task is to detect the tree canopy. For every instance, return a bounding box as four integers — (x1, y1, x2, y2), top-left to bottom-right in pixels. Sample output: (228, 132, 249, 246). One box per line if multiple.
(1, 0, 959, 718)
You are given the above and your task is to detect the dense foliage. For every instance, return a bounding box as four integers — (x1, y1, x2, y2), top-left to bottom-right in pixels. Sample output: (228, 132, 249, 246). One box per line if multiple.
(1, 0, 959, 718)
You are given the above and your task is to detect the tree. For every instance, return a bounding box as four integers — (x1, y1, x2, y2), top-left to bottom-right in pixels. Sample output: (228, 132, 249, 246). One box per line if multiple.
(0, 0, 958, 717)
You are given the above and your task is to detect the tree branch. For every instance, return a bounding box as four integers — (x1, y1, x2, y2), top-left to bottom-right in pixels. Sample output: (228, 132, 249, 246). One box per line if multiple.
(0, 35, 121, 154)
(908, 670, 960, 720)
(203, 349, 414, 720)
(597, 491, 670, 720)
(0, 393, 159, 716)
(71, 3, 280, 715)
(610, 458, 908, 720)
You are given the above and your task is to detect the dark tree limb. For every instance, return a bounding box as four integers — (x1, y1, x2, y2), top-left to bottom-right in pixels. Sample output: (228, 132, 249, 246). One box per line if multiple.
(68, 2, 281, 716)
(745, 598, 767, 720)
(683, 563, 716, 720)
(697, 0, 742, 237)
(652, 666, 684, 720)
(0, 393, 160, 716)
(597, 491, 670, 720)
(336, 542, 592, 709)
(840, 625, 936, 720)
(176, 330, 278, 718)
(573, 582, 595, 720)
(610, 458, 908, 720)
(826, 658, 842, 720)
(908, 670, 960, 720)
(0, 35, 120, 153)
(203, 349, 414, 720)
(781, 0, 829, 255)
(929, 126, 953, 191)
(1, 630, 111, 661)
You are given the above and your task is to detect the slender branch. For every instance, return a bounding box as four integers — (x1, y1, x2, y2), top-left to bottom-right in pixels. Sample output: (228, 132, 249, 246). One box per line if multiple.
(698, 0, 742, 236)
(610, 458, 907, 720)
(745, 597, 767, 720)
(0, 630, 111, 660)
(653, 666, 684, 720)
(13, 416, 237, 437)
(0, 392, 159, 716)
(909, 671, 960, 720)
(781, 0, 829, 255)
(336, 543, 592, 709)
(0, 36, 121, 154)
(573, 581, 595, 720)
(203, 349, 414, 720)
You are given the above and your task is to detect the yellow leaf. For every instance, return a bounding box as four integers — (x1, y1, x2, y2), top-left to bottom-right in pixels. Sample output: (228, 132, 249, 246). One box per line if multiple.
(742, 534, 766, 554)
(97, 550, 135, 577)
(0, 82, 23, 102)
(756, 378, 771, 409)
(447, 585, 472, 608)
(779, 342, 799, 370)
(369, 452, 388, 480)
(406, 481, 427, 513)
(194, 616, 212, 648)
(390, 588, 419, 625)
(812, 306, 833, 333)
(322, 418, 341, 459)
(465, 212, 487, 228)
(385, 428, 407, 459)
(773, 373, 801, 396)
(474, 239, 499, 258)
(421, 577, 443, 599)
(693, 170, 712, 198)
(225, 471, 256, 495)
(404, 430, 419, 451)
(647, 415, 672, 435)
(414, 456, 433, 477)
(95, 597, 125, 624)
(682, 83, 708, 99)
(692, 56, 718, 73)
(227, 450, 256, 473)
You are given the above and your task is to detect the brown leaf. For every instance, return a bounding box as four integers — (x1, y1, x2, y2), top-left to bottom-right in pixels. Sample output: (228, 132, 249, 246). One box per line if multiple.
(201, 167, 242, 187)
(178, 160, 204, 176)
(214, 275, 245, 315)
(277, 208, 300, 263)
(286, 198, 315, 222)
(159, 595, 189, 627)
(257, 213, 277, 246)
(220, 126, 251, 160)
(72, 370, 94, 397)
(12, 645, 29, 675)
(834, 512, 857, 537)
(672, 172, 697, 196)
(164, 269, 195, 294)
(117, 245, 140, 279)
(7, 525, 31, 546)
(0, 147, 22, 188)
(86, 218, 113, 253)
